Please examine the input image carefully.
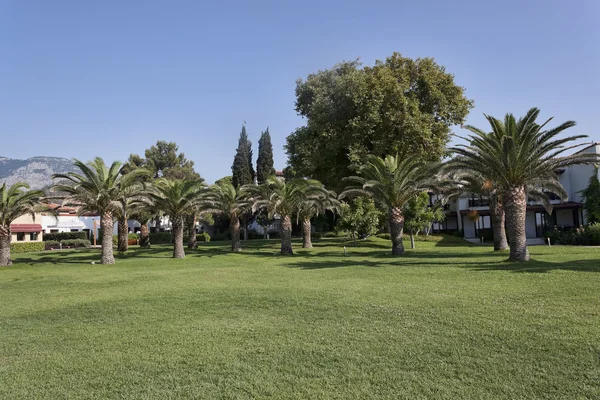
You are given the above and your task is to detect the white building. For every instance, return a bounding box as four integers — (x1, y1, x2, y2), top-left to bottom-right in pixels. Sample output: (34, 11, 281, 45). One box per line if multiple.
(436, 143, 599, 240)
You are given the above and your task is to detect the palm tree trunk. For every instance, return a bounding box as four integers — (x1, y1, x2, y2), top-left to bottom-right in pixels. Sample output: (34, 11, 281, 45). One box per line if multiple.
(280, 215, 293, 255)
(100, 211, 115, 264)
(171, 216, 185, 259)
(117, 217, 128, 252)
(230, 215, 241, 252)
(302, 217, 312, 248)
(186, 215, 197, 249)
(242, 215, 248, 241)
(140, 223, 150, 248)
(389, 207, 405, 255)
(0, 225, 12, 266)
(490, 199, 509, 251)
(503, 186, 530, 261)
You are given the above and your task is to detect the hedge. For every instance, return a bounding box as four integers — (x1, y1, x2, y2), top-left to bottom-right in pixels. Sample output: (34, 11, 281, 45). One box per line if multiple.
(149, 232, 172, 244)
(45, 240, 61, 250)
(11, 242, 45, 253)
(43, 231, 88, 242)
(61, 239, 91, 248)
(545, 223, 600, 245)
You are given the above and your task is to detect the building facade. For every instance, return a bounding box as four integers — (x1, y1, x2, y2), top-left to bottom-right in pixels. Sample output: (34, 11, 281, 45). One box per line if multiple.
(436, 143, 599, 240)
(10, 214, 44, 243)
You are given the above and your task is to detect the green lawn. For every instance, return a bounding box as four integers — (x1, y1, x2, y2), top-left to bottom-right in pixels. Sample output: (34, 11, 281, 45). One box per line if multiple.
(1, 237, 599, 399)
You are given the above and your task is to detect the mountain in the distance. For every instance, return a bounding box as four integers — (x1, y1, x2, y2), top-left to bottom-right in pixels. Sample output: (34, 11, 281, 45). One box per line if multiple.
(0, 156, 78, 190)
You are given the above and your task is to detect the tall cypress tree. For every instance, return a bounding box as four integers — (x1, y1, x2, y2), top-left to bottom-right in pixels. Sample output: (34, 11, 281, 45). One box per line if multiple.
(582, 168, 600, 224)
(231, 125, 255, 188)
(256, 127, 276, 184)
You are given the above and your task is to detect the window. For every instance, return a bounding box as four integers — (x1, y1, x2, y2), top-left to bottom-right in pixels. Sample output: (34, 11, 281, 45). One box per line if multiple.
(30, 232, 38, 241)
(16, 232, 25, 241)
(468, 196, 490, 208)
(70, 229, 80, 232)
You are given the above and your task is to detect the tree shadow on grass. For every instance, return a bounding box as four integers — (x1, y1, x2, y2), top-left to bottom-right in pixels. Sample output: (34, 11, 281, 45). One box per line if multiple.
(466, 258, 600, 273)
(285, 259, 386, 270)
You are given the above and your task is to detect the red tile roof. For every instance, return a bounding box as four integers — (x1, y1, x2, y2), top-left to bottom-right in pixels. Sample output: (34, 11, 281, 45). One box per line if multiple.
(10, 224, 43, 233)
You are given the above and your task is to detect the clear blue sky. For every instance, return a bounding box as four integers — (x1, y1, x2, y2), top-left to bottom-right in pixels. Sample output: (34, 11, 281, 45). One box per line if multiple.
(1, 0, 599, 183)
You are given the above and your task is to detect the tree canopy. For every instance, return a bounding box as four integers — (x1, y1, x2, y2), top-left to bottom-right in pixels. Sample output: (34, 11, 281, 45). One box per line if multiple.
(285, 52, 473, 188)
(125, 140, 201, 181)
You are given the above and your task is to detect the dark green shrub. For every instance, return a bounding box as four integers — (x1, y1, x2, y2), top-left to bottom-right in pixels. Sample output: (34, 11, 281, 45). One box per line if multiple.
(196, 232, 211, 242)
(11, 242, 45, 253)
(323, 232, 339, 238)
(477, 228, 494, 242)
(61, 239, 91, 248)
(246, 230, 267, 240)
(44, 240, 60, 250)
(586, 223, 600, 244)
(210, 232, 230, 241)
(43, 231, 88, 242)
(376, 233, 391, 240)
(545, 225, 600, 246)
(128, 233, 139, 240)
(97, 230, 119, 246)
(149, 232, 172, 244)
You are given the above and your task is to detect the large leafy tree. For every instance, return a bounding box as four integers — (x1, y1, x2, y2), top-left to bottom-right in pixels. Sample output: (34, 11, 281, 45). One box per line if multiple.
(200, 181, 251, 252)
(0, 183, 50, 266)
(286, 53, 473, 188)
(341, 154, 439, 255)
(256, 127, 276, 184)
(52, 158, 147, 264)
(232, 125, 255, 188)
(338, 197, 382, 247)
(450, 108, 598, 261)
(245, 177, 326, 254)
(125, 140, 201, 181)
(135, 179, 206, 259)
(581, 169, 600, 224)
(296, 189, 340, 248)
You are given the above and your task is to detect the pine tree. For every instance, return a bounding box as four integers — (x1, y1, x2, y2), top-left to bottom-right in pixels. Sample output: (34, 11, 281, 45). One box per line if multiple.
(582, 168, 600, 224)
(231, 125, 255, 187)
(256, 127, 276, 184)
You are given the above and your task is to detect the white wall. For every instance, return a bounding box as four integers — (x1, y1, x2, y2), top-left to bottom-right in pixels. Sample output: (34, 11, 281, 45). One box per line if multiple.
(566, 144, 599, 203)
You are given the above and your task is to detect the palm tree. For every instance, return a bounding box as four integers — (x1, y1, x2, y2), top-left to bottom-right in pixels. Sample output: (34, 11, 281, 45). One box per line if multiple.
(0, 183, 49, 266)
(340, 154, 439, 255)
(185, 214, 197, 249)
(200, 181, 251, 252)
(135, 179, 205, 258)
(113, 184, 144, 252)
(442, 170, 509, 251)
(450, 108, 598, 261)
(245, 177, 327, 254)
(52, 158, 147, 264)
(297, 190, 340, 248)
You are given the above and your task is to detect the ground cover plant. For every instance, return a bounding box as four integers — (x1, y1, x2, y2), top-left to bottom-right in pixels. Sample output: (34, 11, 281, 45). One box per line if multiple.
(1, 237, 599, 399)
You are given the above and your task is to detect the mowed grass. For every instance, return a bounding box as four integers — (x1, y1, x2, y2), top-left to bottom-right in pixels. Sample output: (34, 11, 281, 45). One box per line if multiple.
(1, 237, 599, 399)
